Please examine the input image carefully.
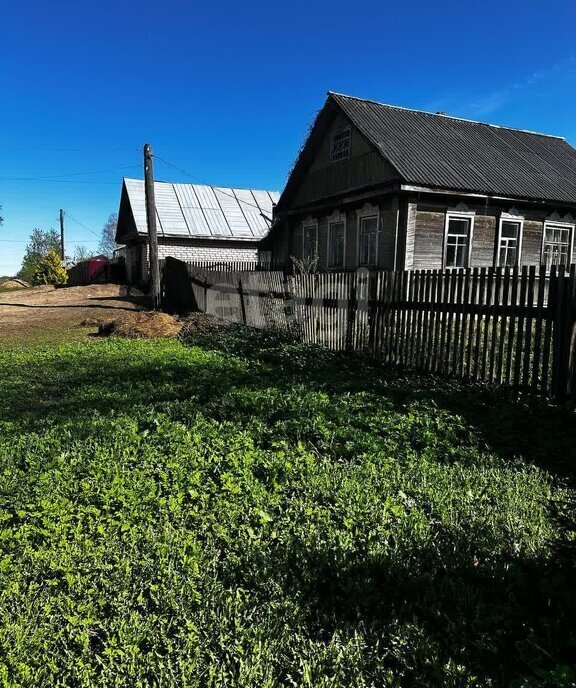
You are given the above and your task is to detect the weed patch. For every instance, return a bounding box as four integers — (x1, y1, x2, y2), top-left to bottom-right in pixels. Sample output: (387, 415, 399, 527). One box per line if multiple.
(0, 333, 575, 686)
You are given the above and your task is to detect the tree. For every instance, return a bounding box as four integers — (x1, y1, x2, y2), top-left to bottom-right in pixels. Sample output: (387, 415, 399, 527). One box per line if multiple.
(99, 213, 119, 257)
(32, 249, 68, 286)
(73, 244, 92, 262)
(18, 228, 61, 282)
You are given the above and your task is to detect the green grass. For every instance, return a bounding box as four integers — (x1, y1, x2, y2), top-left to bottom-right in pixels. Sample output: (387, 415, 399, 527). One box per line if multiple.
(0, 329, 575, 687)
(0, 318, 96, 351)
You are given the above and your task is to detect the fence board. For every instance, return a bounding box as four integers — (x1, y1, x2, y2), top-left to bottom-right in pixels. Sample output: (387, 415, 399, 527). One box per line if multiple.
(161, 259, 576, 402)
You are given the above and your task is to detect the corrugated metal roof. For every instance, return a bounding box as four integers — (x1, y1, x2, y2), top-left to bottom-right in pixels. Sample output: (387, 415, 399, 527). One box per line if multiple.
(329, 93, 576, 204)
(123, 178, 278, 240)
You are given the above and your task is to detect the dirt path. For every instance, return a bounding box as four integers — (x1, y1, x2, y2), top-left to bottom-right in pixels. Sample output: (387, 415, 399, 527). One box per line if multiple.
(0, 284, 148, 348)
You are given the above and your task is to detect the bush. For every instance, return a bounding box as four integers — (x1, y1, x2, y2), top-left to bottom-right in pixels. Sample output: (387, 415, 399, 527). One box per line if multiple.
(31, 248, 68, 286)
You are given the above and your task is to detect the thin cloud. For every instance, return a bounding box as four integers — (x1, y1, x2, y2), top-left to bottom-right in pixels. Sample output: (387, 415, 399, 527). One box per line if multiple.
(466, 56, 576, 117)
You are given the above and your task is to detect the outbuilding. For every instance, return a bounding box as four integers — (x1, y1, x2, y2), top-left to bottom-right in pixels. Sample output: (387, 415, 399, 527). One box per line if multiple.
(116, 177, 280, 284)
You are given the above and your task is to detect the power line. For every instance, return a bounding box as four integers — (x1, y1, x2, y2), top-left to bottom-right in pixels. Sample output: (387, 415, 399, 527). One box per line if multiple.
(151, 154, 273, 219)
(63, 212, 101, 239)
(0, 163, 142, 185)
(0, 178, 120, 185)
(38, 164, 142, 179)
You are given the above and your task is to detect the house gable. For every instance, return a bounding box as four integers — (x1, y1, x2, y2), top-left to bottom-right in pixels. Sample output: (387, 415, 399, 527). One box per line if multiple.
(276, 96, 401, 213)
(116, 181, 139, 244)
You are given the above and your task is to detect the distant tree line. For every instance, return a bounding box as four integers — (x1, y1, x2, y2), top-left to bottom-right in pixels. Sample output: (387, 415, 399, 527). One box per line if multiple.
(14, 213, 119, 284)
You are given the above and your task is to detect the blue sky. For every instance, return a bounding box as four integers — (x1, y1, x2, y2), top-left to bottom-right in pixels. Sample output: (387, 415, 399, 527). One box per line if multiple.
(1, 0, 576, 275)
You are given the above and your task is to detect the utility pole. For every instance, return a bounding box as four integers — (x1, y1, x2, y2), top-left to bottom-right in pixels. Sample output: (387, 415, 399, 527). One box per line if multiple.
(143, 143, 161, 309)
(59, 209, 65, 263)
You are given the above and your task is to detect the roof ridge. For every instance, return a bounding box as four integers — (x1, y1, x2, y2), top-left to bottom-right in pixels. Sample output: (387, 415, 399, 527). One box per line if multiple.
(327, 91, 565, 140)
(122, 177, 280, 194)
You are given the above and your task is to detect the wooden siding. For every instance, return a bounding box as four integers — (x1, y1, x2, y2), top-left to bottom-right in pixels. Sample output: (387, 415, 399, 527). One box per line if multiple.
(378, 199, 398, 270)
(411, 202, 572, 269)
(404, 202, 417, 270)
(292, 112, 398, 208)
(285, 197, 398, 271)
(412, 210, 444, 270)
(273, 193, 576, 272)
(472, 214, 497, 267)
(522, 219, 544, 264)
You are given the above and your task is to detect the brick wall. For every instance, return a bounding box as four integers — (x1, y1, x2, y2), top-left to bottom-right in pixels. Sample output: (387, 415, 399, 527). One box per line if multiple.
(126, 240, 259, 284)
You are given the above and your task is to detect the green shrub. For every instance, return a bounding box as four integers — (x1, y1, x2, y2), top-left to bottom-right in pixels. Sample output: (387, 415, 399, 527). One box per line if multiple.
(31, 248, 68, 286)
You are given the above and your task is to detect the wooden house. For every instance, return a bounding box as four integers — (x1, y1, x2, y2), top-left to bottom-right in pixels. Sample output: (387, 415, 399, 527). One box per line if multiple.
(116, 178, 280, 284)
(261, 92, 576, 272)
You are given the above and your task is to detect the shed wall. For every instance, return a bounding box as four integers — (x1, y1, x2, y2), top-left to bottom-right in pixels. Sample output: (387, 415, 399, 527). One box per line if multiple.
(130, 240, 258, 283)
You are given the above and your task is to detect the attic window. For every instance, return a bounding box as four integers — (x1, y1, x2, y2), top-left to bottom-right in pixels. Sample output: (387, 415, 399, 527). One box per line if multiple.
(331, 128, 351, 162)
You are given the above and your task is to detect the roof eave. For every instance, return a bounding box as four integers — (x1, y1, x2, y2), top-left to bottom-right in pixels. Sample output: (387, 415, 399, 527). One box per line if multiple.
(400, 184, 576, 207)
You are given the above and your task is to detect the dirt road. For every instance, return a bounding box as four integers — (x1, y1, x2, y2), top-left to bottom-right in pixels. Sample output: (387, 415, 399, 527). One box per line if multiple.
(0, 284, 148, 348)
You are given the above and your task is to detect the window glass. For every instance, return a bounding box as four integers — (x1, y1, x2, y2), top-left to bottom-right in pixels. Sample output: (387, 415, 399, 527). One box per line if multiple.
(498, 220, 521, 266)
(331, 128, 351, 162)
(329, 221, 345, 267)
(303, 225, 317, 260)
(543, 224, 572, 269)
(445, 216, 471, 268)
(359, 216, 378, 266)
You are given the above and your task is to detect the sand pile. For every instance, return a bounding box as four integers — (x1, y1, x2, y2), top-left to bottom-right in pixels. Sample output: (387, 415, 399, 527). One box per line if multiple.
(0, 279, 31, 290)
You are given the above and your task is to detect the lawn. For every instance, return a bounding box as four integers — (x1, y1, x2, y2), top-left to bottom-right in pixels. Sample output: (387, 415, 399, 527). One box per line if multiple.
(0, 328, 575, 687)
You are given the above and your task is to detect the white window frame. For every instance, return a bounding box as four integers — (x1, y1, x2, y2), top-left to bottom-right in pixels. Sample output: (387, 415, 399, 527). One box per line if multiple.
(357, 204, 380, 268)
(496, 214, 524, 267)
(541, 220, 575, 270)
(301, 218, 318, 261)
(443, 211, 475, 269)
(327, 210, 346, 269)
(330, 127, 351, 163)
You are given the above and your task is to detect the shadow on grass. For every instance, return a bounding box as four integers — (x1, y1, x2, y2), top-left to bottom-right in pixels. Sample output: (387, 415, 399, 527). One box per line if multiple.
(1, 327, 575, 487)
(223, 521, 576, 685)
(1, 330, 576, 684)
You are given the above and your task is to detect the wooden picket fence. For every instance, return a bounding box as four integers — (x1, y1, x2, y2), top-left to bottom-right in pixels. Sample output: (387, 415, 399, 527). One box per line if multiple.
(162, 259, 576, 402)
(175, 259, 286, 272)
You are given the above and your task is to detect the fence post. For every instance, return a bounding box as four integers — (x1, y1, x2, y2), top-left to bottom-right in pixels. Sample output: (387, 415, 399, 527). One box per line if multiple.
(367, 272, 378, 352)
(345, 280, 357, 351)
(203, 275, 208, 313)
(238, 278, 247, 325)
(282, 274, 296, 335)
(550, 267, 574, 402)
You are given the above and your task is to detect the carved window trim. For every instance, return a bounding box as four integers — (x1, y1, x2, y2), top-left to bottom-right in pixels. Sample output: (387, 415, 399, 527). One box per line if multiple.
(496, 214, 524, 267)
(327, 210, 346, 269)
(330, 127, 351, 163)
(443, 211, 475, 269)
(357, 204, 380, 268)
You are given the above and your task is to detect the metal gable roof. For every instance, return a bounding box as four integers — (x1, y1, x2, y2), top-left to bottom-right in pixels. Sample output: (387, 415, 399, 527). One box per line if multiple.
(329, 93, 576, 204)
(122, 178, 279, 241)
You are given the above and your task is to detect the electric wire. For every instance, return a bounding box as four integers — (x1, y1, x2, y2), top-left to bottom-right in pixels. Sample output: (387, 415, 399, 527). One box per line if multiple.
(151, 154, 274, 219)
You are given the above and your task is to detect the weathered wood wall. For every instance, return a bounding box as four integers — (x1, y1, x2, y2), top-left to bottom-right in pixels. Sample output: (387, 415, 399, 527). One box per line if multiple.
(287, 197, 399, 272)
(411, 201, 575, 269)
(292, 112, 398, 207)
